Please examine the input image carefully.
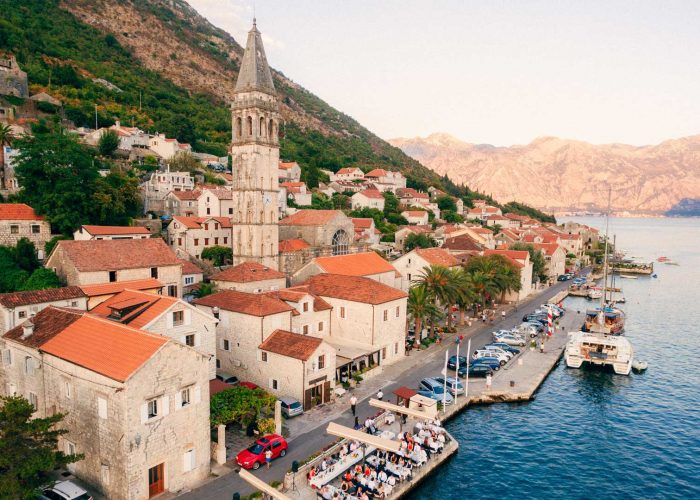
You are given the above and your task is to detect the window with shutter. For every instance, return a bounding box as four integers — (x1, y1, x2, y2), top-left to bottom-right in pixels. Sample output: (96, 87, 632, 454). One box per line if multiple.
(98, 397, 107, 419)
(1, 349, 11, 366)
(183, 449, 195, 472)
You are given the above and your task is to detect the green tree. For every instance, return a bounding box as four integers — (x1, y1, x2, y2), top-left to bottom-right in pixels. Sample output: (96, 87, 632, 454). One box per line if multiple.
(193, 282, 215, 298)
(436, 195, 457, 212)
(310, 193, 333, 209)
(201, 246, 232, 266)
(210, 386, 277, 426)
(442, 210, 464, 223)
(159, 114, 197, 147)
(0, 123, 15, 190)
(13, 238, 39, 273)
(168, 151, 200, 172)
(404, 232, 437, 251)
(91, 171, 140, 227)
(0, 247, 29, 293)
(0, 396, 83, 499)
(510, 242, 547, 283)
(20, 268, 61, 291)
(415, 265, 462, 329)
(407, 285, 442, 345)
(98, 129, 120, 157)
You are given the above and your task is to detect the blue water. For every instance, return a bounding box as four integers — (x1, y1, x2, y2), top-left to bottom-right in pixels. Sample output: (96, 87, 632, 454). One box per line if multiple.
(412, 217, 700, 499)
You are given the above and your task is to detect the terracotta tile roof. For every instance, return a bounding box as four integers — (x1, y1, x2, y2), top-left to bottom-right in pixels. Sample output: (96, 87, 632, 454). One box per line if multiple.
(40, 311, 167, 382)
(54, 239, 180, 272)
(336, 167, 363, 175)
(442, 234, 483, 252)
(364, 169, 388, 178)
(266, 289, 333, 312)
(79, 278, 163, 297)
(210, 262, 285, 283)
(259, 329, 322, 361)
(179, 259, 203, 275)
(202, 187, 234, 200)
(302, 274, 407, 305)
(0, 203, 44, 221)
(0, 286, 85, 308)
(469, 227, 493, 235)
(279, 239, 310, 252)
(81, 225, 150, 235)
(279, 161, 299, 170)
(398, 225, 433, 234)
(402, 210, 428, 218)
(486, 214, 509, 221)
(280, 182, 305, 188)
(313, 252, 396, 277)
(172, 216, 232, 229)
(3, 307, 82, 348)
(169, 190, 201, 201)
(396, 188, 428, 199)
(90, 290, 179, 329)
(533, 243, 562, 256)
(355, 189, 384, 199)
(194, 290, 294, 316)
(484, 249, 530, 262)
(279, 210, 341, 226)
(559, 233, 582, 240)
(351, 218, 374, 229)
(414, 248, 459, 267)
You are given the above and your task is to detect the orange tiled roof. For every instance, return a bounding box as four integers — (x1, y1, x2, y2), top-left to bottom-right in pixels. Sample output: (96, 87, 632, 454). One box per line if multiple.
(351, 218, 374, 229)
(396, 188, 428, 199)
(279, 210, 341, 226)
(414, 248, 459, 267)
(0, 203, 44, 221)
(533, 243, 562, 256)
(179, 259, 203, 275)
(194, 289, 294, 316)
(314, 252, 396, 277)
(279, 239, 310, 252)
(172, 216, 232, 229)
(266, 289, 333, 312)
(0, 286, 85, 308)
(79, 278, 163, 297)
(442, 234, 483, 252)
(484, 249, 530, 261)
(559, 233, 582, 240)
(259, 329, 322, 361)
(210, 262, 285, 283)
(90, 290, 179, 329)
(364, 168, 388, 178)
(355, 189, 384, 199)
(301, 274, 407, 305)
(402, 210, 428, 218)
(54, 239, 180, 272)
(81, 225, 150, 235)
(202, 187, 233, 200)
(169, 190, 201, 201)
(279, 161, 299, 170)
(336, 167, 362, 175)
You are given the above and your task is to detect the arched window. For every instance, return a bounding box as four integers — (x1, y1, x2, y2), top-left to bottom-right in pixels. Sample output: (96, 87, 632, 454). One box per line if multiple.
(268, 119, 274, 139)
(247, 116, 253, 136)
(259, 117, 266, 137)
(332, 230, 350, 256)
(236, 117, 242, 138)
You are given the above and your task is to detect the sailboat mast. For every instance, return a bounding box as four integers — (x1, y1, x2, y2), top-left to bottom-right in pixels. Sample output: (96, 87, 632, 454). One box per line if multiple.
(599, 188, 611, 326)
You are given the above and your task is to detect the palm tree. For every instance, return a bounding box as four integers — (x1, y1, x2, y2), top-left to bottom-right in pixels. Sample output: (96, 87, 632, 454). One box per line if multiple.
(0, 124, 15, 190)
(407, 285, 441, 346)
(467, 269, 499, 312)
(415, 265, 462, 328)
(494, 259, 522, 303)
(193, 282, 216, 298)
(452, 269, 477, 326)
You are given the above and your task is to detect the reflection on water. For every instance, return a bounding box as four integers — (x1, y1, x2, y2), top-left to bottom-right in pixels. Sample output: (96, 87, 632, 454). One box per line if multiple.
(411, 218, 700, 500)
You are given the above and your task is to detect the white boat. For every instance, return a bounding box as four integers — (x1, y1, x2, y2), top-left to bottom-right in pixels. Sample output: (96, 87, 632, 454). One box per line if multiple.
(619, 275, 638, 280)
(565, 331, 634, 376)
(632, 360, 648, 372)
(588, 288, 603, 300)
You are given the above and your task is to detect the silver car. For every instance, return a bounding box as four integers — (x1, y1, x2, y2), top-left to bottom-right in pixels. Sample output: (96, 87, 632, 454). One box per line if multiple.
(279, 397, 304, 418)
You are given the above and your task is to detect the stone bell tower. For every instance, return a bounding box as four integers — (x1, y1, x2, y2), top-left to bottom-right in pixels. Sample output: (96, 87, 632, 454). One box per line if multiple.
(230, 20, 280, 270)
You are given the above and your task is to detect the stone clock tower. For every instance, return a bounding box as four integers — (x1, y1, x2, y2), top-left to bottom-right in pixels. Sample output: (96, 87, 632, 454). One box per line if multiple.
(230, 20, 280, 270)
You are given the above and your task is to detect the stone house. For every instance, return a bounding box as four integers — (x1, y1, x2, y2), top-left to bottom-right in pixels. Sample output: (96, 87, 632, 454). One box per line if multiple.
(441, 233, 484, 254)
(73, 225, 151, 241)
(79, 278, 164, 309)
(330, 167, 364, 182)
(167, 216, 232, 260)
(351, 218, 381, 246)
(164, 190, 201, 217)
(197, 187, 235, 217)
(329, 180, 369, 194)
(141, 170, 195, 214)
(363, 169, 406, 192)
(392, 248, 460, 291)
(533, 243, 567, 281)
(46, 239, 183, 297)
(0, 287, 87, 334)
(396, 188, 430, 206)
(0, 307, 211, 500)
(462, 226, 496, 249)
(179, 260, 204, 299)
(149, 133, 191, 160)
(466, 205, 502, 222)
(278, 161, 301, 182)
(299, 274, 408, 373)
(351, 189, 385, 211)
(278, 239, 311, 277)
(279, 210, 355, 256)
(291, 251, 400, 288)
(401, 210, 430, 226)
(89, 289, 218, 379)
(280, 181, 312, 206)
(210, 261, 286, 293)
(558, 233, 584, 256)
(84, 121, 149, 152)
(0, 203, 52, 259)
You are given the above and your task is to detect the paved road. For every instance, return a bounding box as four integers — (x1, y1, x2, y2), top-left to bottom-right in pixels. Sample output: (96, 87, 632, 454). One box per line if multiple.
(181, 277, 580, 499)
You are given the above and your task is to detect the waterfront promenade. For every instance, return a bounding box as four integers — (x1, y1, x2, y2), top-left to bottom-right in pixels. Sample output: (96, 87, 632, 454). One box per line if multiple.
(180, 279, 578, 499)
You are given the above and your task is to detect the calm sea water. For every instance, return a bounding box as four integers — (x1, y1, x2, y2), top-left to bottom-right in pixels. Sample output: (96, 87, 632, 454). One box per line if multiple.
(412, 217, 700, 500)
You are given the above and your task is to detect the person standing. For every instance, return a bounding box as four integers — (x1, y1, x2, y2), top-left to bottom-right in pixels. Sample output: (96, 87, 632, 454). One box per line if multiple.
(265, 448, 272, 469)
(377, 389, 384, 401)
(539, 337, 545, 353)
(501, 310, 506, 320)
(350, 394, 357, 416)
(485, 373, 492, 390)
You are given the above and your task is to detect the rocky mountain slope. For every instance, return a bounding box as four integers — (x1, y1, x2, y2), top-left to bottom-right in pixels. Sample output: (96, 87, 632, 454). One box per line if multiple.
(390, 133, 700, 214)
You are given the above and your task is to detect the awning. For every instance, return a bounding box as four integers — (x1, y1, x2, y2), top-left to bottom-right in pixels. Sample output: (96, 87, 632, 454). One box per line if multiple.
(394, 386, 417, 401)
(369, 398, 438, 420)
(238, 469, 290, 500)
(326, 422, 401, 453)
(326, 339, 375, 361)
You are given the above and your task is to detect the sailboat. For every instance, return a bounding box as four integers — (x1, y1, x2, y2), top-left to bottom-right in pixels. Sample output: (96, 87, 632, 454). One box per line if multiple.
(566, 190, 634, 375)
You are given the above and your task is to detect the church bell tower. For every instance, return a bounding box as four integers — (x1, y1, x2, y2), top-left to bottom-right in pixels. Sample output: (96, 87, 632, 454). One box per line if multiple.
(230, 20, 280, 270)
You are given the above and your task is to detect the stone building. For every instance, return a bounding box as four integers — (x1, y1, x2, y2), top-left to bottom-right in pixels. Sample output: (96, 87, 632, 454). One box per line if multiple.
(278, 161, 301, 182)
(73, 225, 151, 241)
(140, 170, 195, 214)
(0, 307, 211, 499)
(0, 54, 28, 98)
(46, 239, 183, 297)
(0, 287, 87, 334)
(0, 203, 52, 259)
(197, 187, 234, 217)
(89, 289, 218, 379)
(164, 189, 201, 217)
(79, 278, 164, 309)
(291, 251, 400, 288)
(351, 189, 385, 211)
(229, 21, 280, 269)
(392, 247, 460, 291)
(166, 216, 232, 260)
(210, 261, 286, 293)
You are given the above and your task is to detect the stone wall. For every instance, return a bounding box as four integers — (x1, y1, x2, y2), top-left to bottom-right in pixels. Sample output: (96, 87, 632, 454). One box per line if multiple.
(0, 220, 51, 259)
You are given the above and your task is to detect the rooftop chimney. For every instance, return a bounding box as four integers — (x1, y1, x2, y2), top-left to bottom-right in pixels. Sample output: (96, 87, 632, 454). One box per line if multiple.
(21, 320, 34, 339)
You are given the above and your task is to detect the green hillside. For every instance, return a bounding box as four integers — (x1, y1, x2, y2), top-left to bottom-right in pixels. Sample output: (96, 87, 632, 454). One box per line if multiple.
(0, 0, 552, 219)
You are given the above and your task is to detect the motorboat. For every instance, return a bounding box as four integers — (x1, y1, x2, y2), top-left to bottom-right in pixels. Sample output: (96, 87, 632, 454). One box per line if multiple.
(583, 307, 626, 335)
(632, 359, 648, 372)
(587, 288, 603, 300)
(565, 331, 634, 375)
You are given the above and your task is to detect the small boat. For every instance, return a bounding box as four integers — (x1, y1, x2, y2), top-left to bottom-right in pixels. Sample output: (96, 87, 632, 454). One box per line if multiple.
(619, 275, 638, 280)
(588, 288, 603, 300)
(657, 256, 669, 262)
(632, 360, 648, 373)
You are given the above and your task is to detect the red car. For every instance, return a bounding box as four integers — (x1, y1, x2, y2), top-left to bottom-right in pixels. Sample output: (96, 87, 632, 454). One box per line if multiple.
(239, 381, 259, 390)
(236, 434, 288, 470)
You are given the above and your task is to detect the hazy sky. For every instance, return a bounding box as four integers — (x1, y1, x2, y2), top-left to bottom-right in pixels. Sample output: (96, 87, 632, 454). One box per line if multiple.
(187, 0, 700, 146)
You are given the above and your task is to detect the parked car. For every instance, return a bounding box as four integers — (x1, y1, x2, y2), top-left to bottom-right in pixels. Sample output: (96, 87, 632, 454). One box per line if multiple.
(468, 364, 493, 377)
(516, 323, 540, 338)
(557, 274, 569, 281)
(432, 376, 465, 395)
(482, 346, 513, 361)
(525, 314, 548, 326)
(215, 372, 239, 385)
(417, 389, 454, 405)
(487, 342, 521, 355)
(239, 381, 259, 390)
(40, 481, 92, 500)
(447, 355, 468, 371)
(279, 397, 303, 418)
(419, 377, 455, 402)
(473, 350, 508, 365)
(236, 434, 288, 470)
(471, 357, 501, 371)
(493, 332, 527, 346)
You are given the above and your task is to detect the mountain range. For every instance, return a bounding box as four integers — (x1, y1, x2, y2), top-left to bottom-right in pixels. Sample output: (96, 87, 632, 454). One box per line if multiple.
(390, 133, 700, 214)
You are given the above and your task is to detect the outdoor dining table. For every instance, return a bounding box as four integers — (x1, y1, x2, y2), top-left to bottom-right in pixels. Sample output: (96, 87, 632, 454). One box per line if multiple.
(309, 445, 377, 489)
